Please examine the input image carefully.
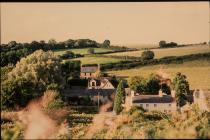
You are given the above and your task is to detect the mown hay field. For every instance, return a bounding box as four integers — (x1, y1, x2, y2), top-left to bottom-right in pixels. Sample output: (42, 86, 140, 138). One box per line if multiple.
(105, 45, 210, 59)
(53, 47, 114, 55)
(71, 56, 124, 65)
(107, 59, 210, 89)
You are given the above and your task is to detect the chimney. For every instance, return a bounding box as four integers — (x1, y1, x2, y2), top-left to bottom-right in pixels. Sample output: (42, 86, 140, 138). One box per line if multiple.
(159, 90, 163, 97)
(171, 90, 176, 98)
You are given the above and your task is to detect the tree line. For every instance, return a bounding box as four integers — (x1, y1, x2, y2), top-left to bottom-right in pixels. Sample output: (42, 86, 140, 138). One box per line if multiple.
(0, 39, 112, 67)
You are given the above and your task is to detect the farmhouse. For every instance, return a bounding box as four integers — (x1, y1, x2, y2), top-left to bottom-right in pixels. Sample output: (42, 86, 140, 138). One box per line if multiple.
(80, 64, 100, 79)
(63, 77, 116, 104)
(125, 90, 177, 113)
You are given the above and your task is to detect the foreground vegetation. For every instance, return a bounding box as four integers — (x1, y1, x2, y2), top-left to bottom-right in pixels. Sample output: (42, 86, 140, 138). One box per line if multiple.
(70, 105, 210, 139)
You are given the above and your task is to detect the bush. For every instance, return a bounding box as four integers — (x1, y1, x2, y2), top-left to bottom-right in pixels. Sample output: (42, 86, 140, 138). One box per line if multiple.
(42, 90, 64, 110)
(87, 48, 95, 54)
(141, 50, 155, 61)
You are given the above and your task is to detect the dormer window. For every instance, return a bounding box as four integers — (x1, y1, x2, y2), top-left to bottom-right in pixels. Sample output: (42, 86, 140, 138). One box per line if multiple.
(92, 81, 95, 86)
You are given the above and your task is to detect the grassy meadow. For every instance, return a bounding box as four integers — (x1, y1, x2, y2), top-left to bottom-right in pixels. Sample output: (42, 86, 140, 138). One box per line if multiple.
(107, 59, 210, 89)
(71, 56, 124, 65)
(105, 45, 210, 59)
(53, 47, 114, 55)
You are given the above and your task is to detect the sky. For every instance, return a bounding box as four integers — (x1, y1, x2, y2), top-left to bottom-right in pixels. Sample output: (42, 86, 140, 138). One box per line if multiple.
(1, 2, 209, 45)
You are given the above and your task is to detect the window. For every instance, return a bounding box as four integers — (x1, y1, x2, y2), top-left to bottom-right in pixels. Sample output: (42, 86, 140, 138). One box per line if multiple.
(164, 110, 167, 113)
(168, 110, 171, 113)
(140, 104, 143, 107)
(169, 104, 171, 107)
(146, 104, 149, 107)
(90, 73, 92, 76)
(85, 73, 86, 76)
(154, 104, 157, 107)
(92, 82, 95, 86)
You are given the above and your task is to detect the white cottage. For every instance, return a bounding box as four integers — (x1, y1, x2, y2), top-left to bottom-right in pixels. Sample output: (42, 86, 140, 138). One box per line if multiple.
(125, 90, 177, 113)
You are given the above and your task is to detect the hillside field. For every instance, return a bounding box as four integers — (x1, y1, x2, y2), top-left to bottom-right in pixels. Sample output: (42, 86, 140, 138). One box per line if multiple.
(53, 47, 114, 55)
(71, 56, 124, 65)
(107, 59, 210, 89)
(105, 45, 210, 59)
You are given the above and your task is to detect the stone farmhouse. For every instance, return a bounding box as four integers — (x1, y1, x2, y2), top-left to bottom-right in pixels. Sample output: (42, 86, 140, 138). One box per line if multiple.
(80, 64, 100, 79)
(124, 89, 177, 113)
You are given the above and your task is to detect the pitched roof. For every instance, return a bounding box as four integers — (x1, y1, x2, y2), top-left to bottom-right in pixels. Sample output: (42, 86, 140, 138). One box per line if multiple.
(89, 78, 115, 88)
(81, 66, 98, 73)
(132, 95, 175, 103)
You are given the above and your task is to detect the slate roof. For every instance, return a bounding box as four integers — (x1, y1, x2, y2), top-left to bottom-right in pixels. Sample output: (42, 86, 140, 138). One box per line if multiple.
(81, 66, 98, 73)
(132, 95, 175, 103)
(63, 89, 116, 97)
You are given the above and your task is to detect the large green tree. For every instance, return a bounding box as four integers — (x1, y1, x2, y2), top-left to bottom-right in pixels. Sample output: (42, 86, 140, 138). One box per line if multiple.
(128, 76, 147, 93)
(1, 50, 64, 109)
(102, 40, 110, 48)
(141, 50, 155, 61)
(113, 80, 124, 115)
(146, 73, 160, 94)
(172, 72, 190, 108)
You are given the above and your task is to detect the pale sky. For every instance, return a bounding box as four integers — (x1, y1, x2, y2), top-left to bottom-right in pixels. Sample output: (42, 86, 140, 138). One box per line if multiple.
(1, 2, 209, 45)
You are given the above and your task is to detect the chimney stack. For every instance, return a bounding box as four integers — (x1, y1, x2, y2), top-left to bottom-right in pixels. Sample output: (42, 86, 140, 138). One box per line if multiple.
(159, 90, 163, 97)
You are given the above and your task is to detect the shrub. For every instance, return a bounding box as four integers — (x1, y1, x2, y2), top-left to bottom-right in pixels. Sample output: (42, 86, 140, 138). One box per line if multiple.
(141, 50, 155, 61)
(42, 90, 64, 110)
(87, 48, 95, 54)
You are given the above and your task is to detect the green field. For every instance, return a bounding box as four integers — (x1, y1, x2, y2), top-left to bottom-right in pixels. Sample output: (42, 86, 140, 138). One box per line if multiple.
(71, 56, 124, 65)
(105, 45, 210, 59)
(126, 44, 158, 49)
(53, 48, 114, 55)
(107, 59, 210, 89)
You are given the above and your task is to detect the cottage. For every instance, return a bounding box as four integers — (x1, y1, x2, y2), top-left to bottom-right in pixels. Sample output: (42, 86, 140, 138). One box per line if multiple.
(125, 90, 177, 113)
(63, 77, 116, 105)
(80, 64, 100, 79)
(193, 89, 210, 112)
(88, 78, 115, 89)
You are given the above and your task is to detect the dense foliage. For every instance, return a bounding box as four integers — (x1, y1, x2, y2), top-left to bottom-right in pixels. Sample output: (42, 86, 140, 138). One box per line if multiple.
(0, 39, 99, 67)
(1, 50, 64, 109)
(113, 81, 124, 114)
(141, 50, 155, 61)
(172, 72, 190, 108)
(159, 40, 178, 48)
(60, 50, 84, 59)
(102, 40, 110, 48)
(128, 74, 161, 94)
